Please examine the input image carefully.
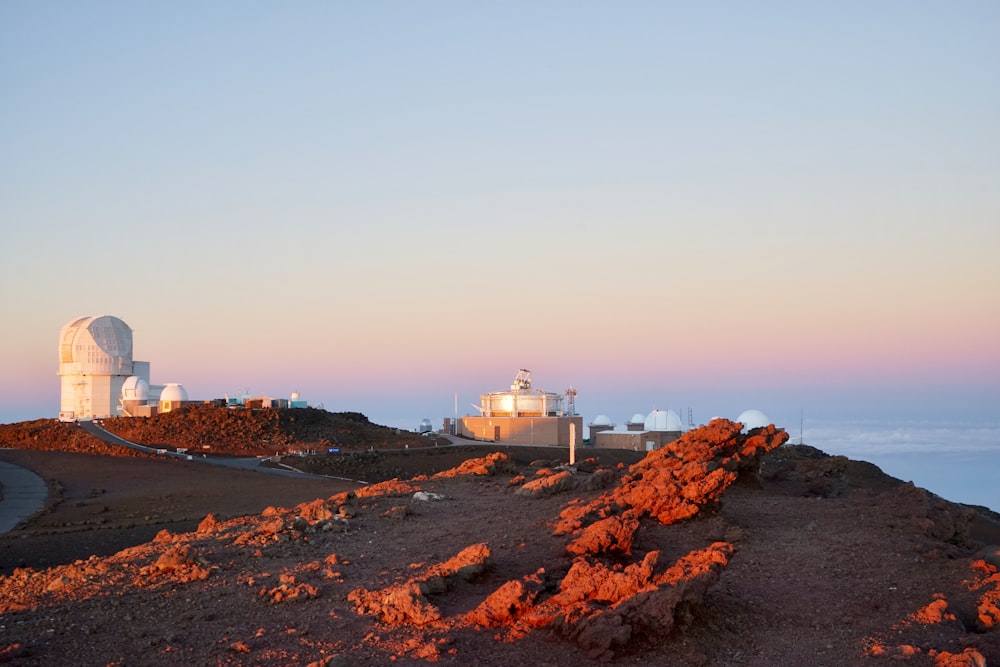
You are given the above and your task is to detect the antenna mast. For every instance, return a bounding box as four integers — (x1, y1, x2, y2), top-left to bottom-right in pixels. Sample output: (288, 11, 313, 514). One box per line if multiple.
(564, 386, 577, 416)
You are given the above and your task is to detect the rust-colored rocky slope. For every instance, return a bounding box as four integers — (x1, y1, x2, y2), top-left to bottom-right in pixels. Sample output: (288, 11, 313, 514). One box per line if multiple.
(0, 405, 428, 458)
(1, 418, 998, 665)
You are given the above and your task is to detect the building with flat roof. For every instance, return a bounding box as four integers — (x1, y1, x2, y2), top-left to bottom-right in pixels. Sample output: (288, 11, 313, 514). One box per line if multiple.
(457, 370, 583, 447)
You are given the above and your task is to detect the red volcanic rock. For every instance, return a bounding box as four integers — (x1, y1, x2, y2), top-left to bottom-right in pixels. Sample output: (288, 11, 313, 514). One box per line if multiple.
(295, 498, 336, 523)
(933, 648, 988, 667)
(910, 596, 956, 624)
(569, 543, 734, 659)
(352, 479, 420, 499)
(138, 544, 210, 584)
(969, 560, 1000, 631)
(565, 511, 641, 556)
(432, 451, 515, 478)
(553, 420, 785, 544)
(233, 515, 287, 547)
(551, 500, 602, 537)
(515, 470, 574, 498)
(523, 542, 736, 659)
(349, 543, 492, 626)
(420, 542, 492, 589)
(464, 571, 546, 628)
(349, 581, 442, 625)
(197, 513, 221, 533)
(260, 574, 319, 604)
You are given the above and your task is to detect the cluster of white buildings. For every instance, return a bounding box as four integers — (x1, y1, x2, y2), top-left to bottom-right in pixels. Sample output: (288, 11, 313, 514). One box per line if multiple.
(449, 369, 775, 451)
(57, 316, 776, 451)
(587, 408, 772, 451)
(57, 315, 188, 421)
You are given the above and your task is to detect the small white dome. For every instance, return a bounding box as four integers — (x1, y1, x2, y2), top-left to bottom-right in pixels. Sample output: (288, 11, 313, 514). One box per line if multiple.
(628, 413, 646, 424)
(591, 414, 613, 426)
(736, 409, 770, 432)
(160, 383, 188, 403)
(644, 409, 683, 432)
(121, 376, 149, 401)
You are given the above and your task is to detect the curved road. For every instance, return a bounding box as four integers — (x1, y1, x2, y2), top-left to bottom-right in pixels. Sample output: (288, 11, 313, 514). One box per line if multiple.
(0, 421, 349, 536)
(0, 460, 48, 534)
(0, 424, 577, 535)
(77, 421, 330, 478)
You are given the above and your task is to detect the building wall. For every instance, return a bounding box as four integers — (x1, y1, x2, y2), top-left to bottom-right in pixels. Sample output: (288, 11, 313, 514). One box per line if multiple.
(588, 424, 614, 443)
(133, 361, 151, 384)
(593, 430, 682, 451)
(60, 373, 128, 419)
(459, 415, 584, 446)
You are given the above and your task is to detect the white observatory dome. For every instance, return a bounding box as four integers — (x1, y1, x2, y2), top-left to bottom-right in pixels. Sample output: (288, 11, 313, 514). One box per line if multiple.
(160, 383, 188, 403)
(121, 376, 149, 401)
(418, 418, 433, 433)
(58, 315, 133, 374)
(736, 409, 770, 432)
(644, 409, 683, 432)
(591, 414, 613, 426)
(628, 413, 646, 425)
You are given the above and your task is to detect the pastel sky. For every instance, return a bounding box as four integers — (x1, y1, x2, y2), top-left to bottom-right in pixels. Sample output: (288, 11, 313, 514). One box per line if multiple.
(2, 1, 998, 436)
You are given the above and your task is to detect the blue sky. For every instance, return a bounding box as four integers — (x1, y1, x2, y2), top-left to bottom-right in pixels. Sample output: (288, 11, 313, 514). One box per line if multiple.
(2, 2, 998, 463)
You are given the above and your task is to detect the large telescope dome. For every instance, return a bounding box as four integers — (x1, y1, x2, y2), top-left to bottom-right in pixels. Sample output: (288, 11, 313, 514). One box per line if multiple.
(58, 315, 133, 374)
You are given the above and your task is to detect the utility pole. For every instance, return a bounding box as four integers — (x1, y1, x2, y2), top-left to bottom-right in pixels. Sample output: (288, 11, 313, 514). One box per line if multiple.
(570, 422, 576, 466)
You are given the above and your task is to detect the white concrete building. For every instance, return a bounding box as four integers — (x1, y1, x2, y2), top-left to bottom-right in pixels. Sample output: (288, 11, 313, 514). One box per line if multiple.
(58, 315, 145, 421)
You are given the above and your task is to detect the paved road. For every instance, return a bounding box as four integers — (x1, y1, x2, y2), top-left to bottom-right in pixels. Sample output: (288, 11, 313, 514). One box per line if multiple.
(0, 423, 348, 537)
(0, 427, 580, 535)
(0, 460, 48, 534)
(77, 421, 329, 479)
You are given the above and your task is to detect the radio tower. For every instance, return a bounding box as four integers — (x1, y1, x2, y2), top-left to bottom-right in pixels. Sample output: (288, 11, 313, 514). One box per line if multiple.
(564, 386, 577, 416)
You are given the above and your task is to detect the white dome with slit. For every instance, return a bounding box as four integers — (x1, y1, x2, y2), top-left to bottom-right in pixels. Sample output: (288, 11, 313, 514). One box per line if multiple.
(591, 414, 613, 426)
(644, 409, 683, 432)
(121, 376, 149, 401)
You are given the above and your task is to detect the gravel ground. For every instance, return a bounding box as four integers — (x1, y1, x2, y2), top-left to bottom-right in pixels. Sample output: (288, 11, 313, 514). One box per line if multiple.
(1, 430, 998, 666)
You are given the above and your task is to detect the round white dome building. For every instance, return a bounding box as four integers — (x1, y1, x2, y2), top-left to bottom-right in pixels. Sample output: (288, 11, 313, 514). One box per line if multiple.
(591, 414, 613, 427)
(159, 383, 188, 413)
(58, 315, 136, 420)
(736, 409, 771, 432)
(644, 409, 683, 432)
(121, 376, 149, 401)
(626, 413, 646, 426)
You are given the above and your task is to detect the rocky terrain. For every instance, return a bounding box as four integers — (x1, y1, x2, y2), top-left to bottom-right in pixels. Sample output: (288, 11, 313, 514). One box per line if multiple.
(0, 410, 998, 666)
(0, 405, 429, 459)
